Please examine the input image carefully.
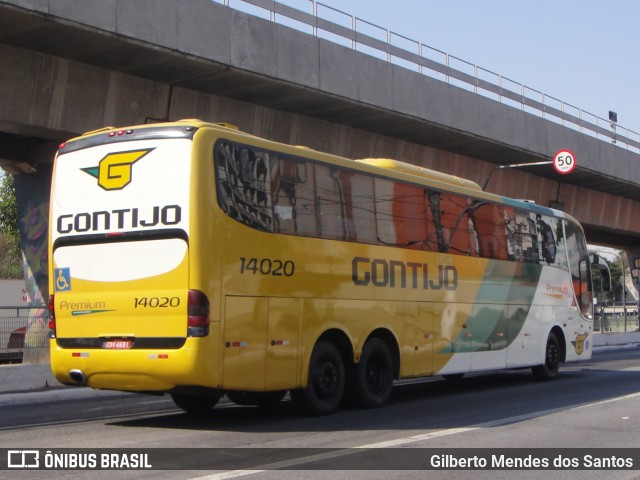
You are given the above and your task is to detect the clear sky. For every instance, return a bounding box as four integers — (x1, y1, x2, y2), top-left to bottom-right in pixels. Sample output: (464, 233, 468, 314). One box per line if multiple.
(314, 0, 640, 134)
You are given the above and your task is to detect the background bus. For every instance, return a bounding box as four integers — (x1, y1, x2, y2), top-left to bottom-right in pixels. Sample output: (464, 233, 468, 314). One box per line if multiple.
(49, 120, 596, 415)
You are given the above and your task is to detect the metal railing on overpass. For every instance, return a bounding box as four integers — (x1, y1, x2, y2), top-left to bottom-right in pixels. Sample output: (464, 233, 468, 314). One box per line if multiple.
(215, 0, 640, 154)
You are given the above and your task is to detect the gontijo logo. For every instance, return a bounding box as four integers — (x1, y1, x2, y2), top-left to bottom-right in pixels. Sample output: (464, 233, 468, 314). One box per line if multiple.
(81, 148, 154, 190)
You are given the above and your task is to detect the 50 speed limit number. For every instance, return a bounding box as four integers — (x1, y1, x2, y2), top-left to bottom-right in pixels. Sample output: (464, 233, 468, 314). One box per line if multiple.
(553, 149, 576, 175)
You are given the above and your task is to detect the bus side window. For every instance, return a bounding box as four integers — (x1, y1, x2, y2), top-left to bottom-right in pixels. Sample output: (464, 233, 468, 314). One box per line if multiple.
(392, 183, 434, 250)
(505, 209, 539, 263)
(549, 217, 568, 271)
(374, 179, 437, 250)
(439, 192, 473, 255)
(344, 172, 377, 244)
(315, 165, 346, 240)
(374, 178, 398, 247)
(537, 216, 557, 265)
(469, 202, 508, 260)
(536, 215, 569, 271)
(272, 158, 317, 237)
(215, 142, 240, 219)
(215, 142, 273, 232)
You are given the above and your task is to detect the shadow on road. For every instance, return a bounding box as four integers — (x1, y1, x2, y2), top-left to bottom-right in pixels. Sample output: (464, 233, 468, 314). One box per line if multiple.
(108, 366, 640, 434)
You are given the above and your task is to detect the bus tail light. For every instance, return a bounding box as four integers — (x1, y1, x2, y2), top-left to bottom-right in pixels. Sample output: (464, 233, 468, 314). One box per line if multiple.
(48, 294, 57, 338)
(188, 289, 210, 337)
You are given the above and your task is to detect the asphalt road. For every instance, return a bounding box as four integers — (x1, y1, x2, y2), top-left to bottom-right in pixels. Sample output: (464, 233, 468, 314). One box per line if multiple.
(1, 347, 639, 480)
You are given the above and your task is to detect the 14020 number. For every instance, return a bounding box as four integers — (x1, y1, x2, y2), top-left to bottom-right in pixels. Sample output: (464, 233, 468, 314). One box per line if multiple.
(240, 257, 295, 276)
(134, 296, 180, 308)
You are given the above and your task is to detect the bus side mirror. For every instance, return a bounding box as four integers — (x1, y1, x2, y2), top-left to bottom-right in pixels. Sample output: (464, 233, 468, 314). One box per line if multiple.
(589, 254, 612, 292)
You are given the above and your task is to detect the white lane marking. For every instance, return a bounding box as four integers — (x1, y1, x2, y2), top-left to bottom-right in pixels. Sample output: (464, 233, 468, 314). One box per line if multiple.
(191, 391, 640, 479)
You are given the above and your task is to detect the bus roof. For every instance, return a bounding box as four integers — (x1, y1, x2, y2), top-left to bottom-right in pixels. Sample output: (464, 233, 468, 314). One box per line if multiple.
(357, 158, 483, 191)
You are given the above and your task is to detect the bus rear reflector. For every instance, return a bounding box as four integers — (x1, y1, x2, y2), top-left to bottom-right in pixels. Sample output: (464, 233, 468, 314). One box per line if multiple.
(48, 294, 56, 338)
(187, 289, 210, 337)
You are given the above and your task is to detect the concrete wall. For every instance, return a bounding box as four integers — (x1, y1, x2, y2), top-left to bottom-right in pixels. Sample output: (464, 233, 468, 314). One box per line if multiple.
(0, 279, 26, 306)
(0, 43, 171, 138)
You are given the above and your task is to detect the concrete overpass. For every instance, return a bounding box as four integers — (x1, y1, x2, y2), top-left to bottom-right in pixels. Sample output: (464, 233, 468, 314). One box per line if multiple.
(1, 0, 640, 307)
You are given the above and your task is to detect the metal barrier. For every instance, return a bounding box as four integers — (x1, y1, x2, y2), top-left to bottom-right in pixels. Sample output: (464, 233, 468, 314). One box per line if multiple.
(595, 314, 640, 333)
(214, 0, 640, 154)
(0, 306, 49, 364)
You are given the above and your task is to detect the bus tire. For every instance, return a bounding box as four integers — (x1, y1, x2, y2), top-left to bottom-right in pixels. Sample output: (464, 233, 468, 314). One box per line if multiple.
(349, 338, 393, 409)
(170, 392, 220, 414)
(227, 390, 286, 407)
(532, 332, 561, 381)
(291, 340, 344, 415)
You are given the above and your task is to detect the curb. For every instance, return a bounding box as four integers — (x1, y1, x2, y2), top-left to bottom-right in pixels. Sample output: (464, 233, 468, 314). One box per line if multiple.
(0, 387, 129, 406)
(592, 342, 640, 352)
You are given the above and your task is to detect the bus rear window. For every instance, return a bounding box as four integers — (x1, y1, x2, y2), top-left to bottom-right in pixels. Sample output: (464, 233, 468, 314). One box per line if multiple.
(54, 238, 187, 283)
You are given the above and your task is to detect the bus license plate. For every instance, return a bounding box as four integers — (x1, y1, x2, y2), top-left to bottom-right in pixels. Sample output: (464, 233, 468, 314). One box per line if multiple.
(103, 339, 132, 349)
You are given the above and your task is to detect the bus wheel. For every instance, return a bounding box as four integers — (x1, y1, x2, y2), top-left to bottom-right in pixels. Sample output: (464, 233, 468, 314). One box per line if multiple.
(227, 390, 286, 407)
(350, 338, 393, 408)
(291, 341, 344, 415)
(170, 392, 220, 414)
(532, 332, 560, 381)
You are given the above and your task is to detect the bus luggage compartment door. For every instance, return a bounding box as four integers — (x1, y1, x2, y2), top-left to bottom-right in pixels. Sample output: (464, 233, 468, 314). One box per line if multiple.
(222, 296, 300, 391)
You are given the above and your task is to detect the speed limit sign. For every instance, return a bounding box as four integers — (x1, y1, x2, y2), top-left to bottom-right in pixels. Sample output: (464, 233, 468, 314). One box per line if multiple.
(553, 149, 576, 174)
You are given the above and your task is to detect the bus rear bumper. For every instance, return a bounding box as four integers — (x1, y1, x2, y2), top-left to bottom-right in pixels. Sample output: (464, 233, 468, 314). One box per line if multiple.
(49, 337, 218, 392)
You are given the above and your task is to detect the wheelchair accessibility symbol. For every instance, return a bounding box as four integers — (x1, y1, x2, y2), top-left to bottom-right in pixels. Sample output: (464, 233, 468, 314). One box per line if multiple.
(55, 268, 71, 292)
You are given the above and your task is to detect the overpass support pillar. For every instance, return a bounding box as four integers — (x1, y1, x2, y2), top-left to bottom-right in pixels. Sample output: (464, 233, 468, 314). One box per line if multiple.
(13, 166, 52, 363)
(624, 248, 640, 332)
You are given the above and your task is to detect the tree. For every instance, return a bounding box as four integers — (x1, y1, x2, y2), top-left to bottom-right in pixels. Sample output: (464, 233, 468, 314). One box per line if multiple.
(608, 259, 624, 304)
(0, 172, 22, 279)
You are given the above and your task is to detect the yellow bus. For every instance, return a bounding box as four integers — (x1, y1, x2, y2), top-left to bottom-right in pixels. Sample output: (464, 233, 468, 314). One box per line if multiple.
(49, 120, 597, 415)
